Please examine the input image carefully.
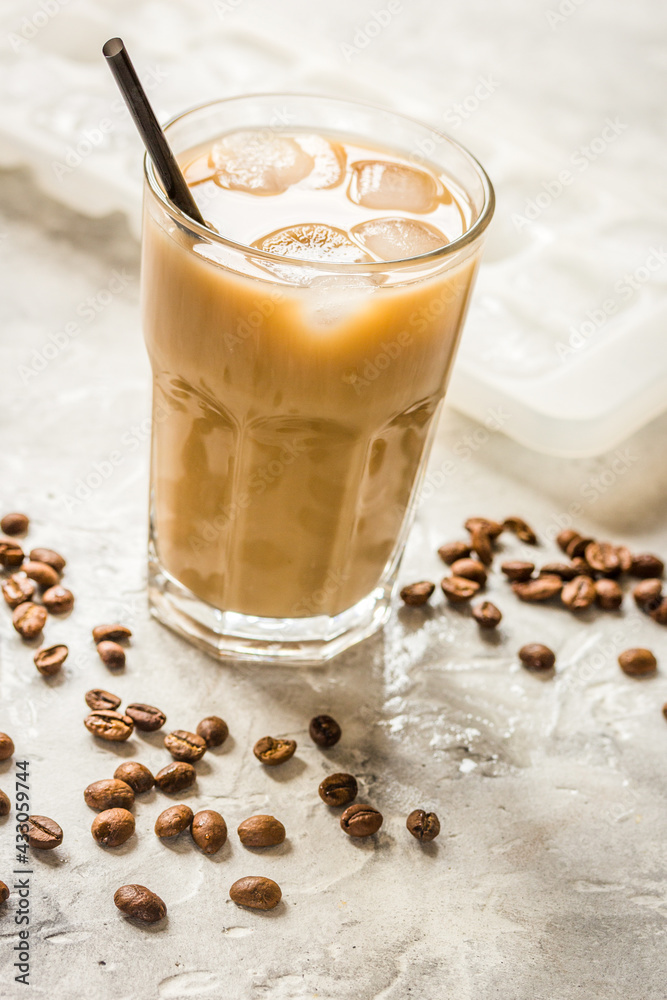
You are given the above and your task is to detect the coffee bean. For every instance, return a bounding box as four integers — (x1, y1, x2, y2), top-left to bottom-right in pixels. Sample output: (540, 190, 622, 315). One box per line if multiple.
(154, 804, 193, 838)
(0, 881, 8, 903)
(126, 704, 166, 732)
(512, 575, 562, 602)
(584, 541, 620, 576)
(0, 733, 14, 760)
(633, 578, 662, 612)
(566, 535, 594, 559)
(518, 643, 556, 672)
(618, 648, 657, 677)
(438, 541, 471, 565)
(616, 546, 633, 573)
(23, 560, 60, 590)
(0, 539, 24, 568)
(12, 602, 47, 639)
(191, 810, 227, 854)
(28, 815, 63, 850)
(164, 730, 207, 762)
(649, 598, 667, 625)
(630, 553, 664, 579)
(114, 761, 154, 794)
(84, 779, 135, 811)
(92, 807, 135, 847)
(238, 815, 286, 847)
(229, 876, 282, 911)
(253, 736, 297, 766)
(114, 884, 166, 923)
(663, 703, 667, 722)
(85, 688, 121, 712)
(399, 581, 435, 606)
(465, 517, 504, 539)
(196, 716, 228, 748)
(97, 641, 126, 669)
(468, 526, 493, 566)
(92, 624, 132, 643)
(503, 516, 537, 544)
(594, 579, 623, 610)
(557, 529, 580, 553)
(450, 558, 487, 586)
(561, 575, 596, 610)
(501, 560, 535, 583)
(42, 585, 74, 614)
(570, 557, 594, 578)
(319, 772, 358, 807)
(406, 809, 440, 842)
(34, 644, 68, 676)
(441, 575, 480, 604)
(472, 601, 502, 628)
(84, 710, 134, 742)
(155, 762, 196, 794)
(0, 789, 10, 816)
(309, 715, 341, 747)
(2, 574, 36, 609)
(340, 803, 383, 837)
(1, 513, 28, 536)
(29, 547, 66, 573)
(539, 562, 578, 581)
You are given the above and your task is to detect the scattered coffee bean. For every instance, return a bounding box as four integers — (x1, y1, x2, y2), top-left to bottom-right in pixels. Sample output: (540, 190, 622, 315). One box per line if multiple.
(0, 540, 24, 568)
(616, 546, 633, 573)
(399, 581, 435, 606)
(472, 601, 502, 628)
(126, 704, 166, 732)
(501, 560, 535, 583)
(84, 710, 134, 742)
(319, 772, 358, 807)
(503, 516, 537, 544)
(512, 575, 562, 602)
(253, 736, 297, 766)
(229, 876, 282, 910)
(630, 553, 664, 579)
(92, 624, 132, 643)
(238, 815, 286, 848)
(340, 803, 383, 838)
(12, 602, 47, 639)
(565, 535, 594, 559)
(584, 541, 620, 576)
(42, 585, 74, 614)
(570, 557, 594, 578)
(114, 884, 166, 923)
(29, 547, 66, 573)
(406, 809, 440, 842)
(556, 529, 580, 552)
(1, 513, 28, 536)
(561, 575, 596, 610)
(519, 643, 556, 672)
(539, 562, 578, 581)
(465, 517, 504, 539)
(97, 641, 126, 669)
(191, 810, 227, 854)
(450, 558, 487, 586)
(155, 762, 196, 794)
(309, 715, 341, 748)
(0, 789, 10, 816)
(595, 578, 623, 610)
(164, 730, 207, 762)
(649, 598, 667, 625)
(633, 578, 662, 612)
(85, 688, 121, 712)
(618, 648, 657, 677)
(0, 733, 14, 760)
(0, 882, 8, 903)
(154, 804, 193, 838)
(196, 715, 228, 748)
(438, 541, 471, 565)
(92, 807, 135, 847)
(2, 574, 36, 609)
(84, 779, 135, 811)
(34, 644, 68, 676)
(467, 526, 493, 566)
(441, 575, 480, 604)
(114, 761, 154, 794)
(28, 815, 63, 850)
(23, 560, 60, 589)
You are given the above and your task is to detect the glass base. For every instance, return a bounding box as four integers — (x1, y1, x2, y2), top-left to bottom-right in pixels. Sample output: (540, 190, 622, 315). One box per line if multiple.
(148, 557, 394, 664)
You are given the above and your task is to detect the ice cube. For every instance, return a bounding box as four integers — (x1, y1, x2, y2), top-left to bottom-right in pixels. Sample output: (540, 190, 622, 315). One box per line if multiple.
(294, 134, 346, 189)
(348, 160, 439, 213)
(252, 223, 372, 263)
(209, 131, 314, 195)
(182, 152, 216, 186)
(351, 218, 447, 261)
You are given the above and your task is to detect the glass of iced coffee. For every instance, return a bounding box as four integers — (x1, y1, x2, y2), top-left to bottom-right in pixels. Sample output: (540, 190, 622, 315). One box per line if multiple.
(142, 94, 494, 662)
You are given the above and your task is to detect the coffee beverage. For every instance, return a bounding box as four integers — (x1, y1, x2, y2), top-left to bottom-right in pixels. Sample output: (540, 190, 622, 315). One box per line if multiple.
(114, 884, 166, 923)
(237, 815, 286, 847)
(229, 876, 282, 910)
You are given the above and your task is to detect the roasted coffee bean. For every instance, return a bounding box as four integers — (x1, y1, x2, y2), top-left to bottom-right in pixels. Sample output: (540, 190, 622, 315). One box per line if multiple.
(649, 598, 667, 625)
(472, 601, 502, 628)
(0, 881, 8, 903)
(565, 535, 594, 559)
(556, 529, 581, 553)
(616, 546, 633, 573)
(512, 575, 562, 602)
(2, 573, 36, 609)
(126, 703, 166, 732)
(570, 557, 594, 578)
(468, 526, 493, 566)
(518, 643, 556, 672)
(0, 539, 24, 567)
(595, 579, 623, 610)
(618, 648, 657, 677)
(633, 578, 662, 611)
(309, 715, 342, 747)
(450, 558, 487, 586)
(1, 513, 28, 536)
(319, 772, 358, 807)
(400, 581, 435, 606)
(501, 560, 535, 583)
(191, 810, 227, 854)
(441, 575, 480, 604)
(438, 541, 471, 565)
(23, 560, 60, 589)
(0, 733, 14, 760)
(97, 641, 126, 669)
(630, 553, 664, 579)
(114, 884, 166, 923)
(584, 542, 620, 576)
(539, 562, 578, 581)
(237, 814, 286, 848)
(406, 809, 440, 842)
(503, 516, 537, 544)
(229, 876, 282, 911)
(663, 703, 667, 722)
(253, 736, 297, 766)
(29, 547, 66, 573)
(85, 688, 121, 712)
(34, 644, 68, 676)
(196, 715, 228, 748)
(92, 807, 135, 847)
(561, 575, 596, 610)
(12, 602, 47, 639)
(84, 710, 134, 742)
(155, 762, 196, 794)
(340, 803, 383, 838)
(28, 815, 63, 850)
(114, 761, 154, 794)
(465, 517, 504, 539)
(42, 585, 74, 614)
(164, 730, 207, 762)
(92, 624, 132, 643)
(0, 789, 10, 816)
(84, 779, 135, 811)
(154, 804, 193, 838)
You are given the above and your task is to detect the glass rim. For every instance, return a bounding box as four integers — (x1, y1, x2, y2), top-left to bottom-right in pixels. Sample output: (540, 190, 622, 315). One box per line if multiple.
(144, 91, 495, 272)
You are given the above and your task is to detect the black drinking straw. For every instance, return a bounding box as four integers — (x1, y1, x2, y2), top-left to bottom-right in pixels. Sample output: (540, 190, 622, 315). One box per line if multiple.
(102, 37, 206, 226)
